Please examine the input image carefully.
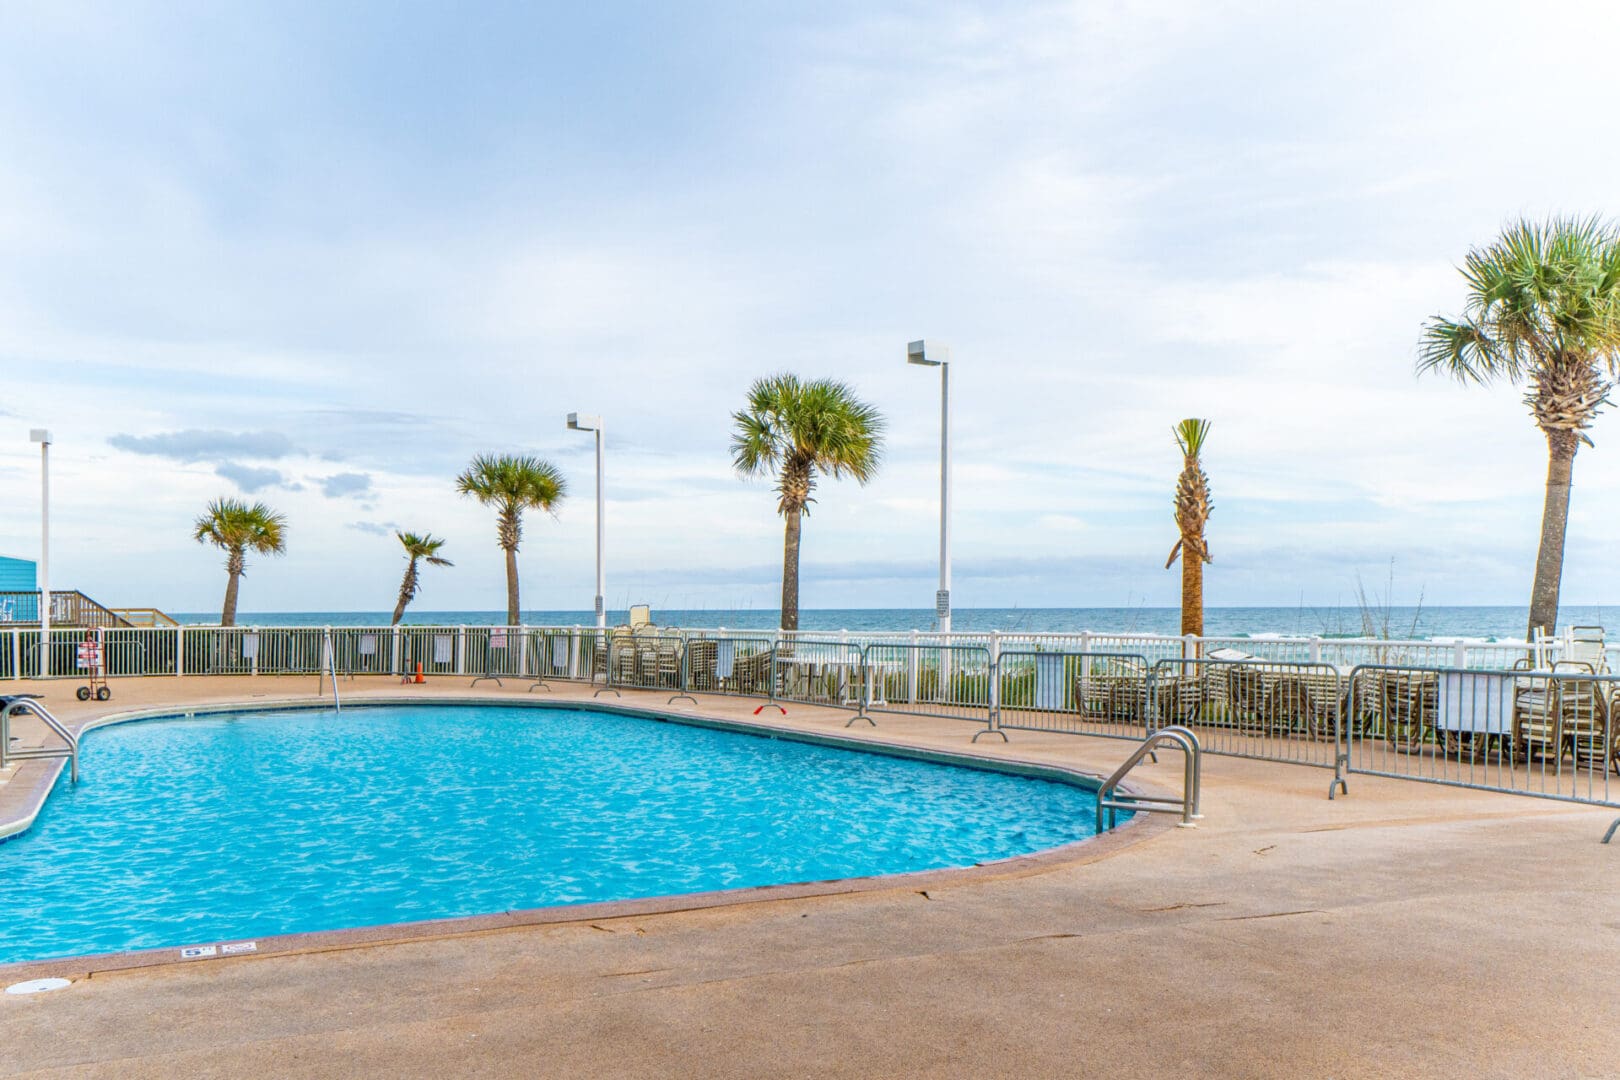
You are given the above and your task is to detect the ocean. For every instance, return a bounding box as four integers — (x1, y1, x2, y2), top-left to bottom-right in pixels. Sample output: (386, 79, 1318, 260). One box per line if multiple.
(168, 606, 1614, 641)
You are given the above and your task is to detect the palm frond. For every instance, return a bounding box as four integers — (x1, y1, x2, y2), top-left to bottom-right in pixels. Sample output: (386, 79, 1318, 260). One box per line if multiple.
(456, 454, 568, 512)
(396, 530, 452, 566)
(193, 497, 288, 555)
(730, 373, 885, 514)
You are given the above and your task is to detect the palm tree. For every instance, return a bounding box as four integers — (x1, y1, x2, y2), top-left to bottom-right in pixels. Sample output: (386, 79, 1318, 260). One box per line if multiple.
(391, 531, 452, 625)
(1164, 419, 1213, 637)
(192, 497, 287, 627)
(731, 374, 885, 631)
(1419, 217, 1620, 641)
(455, 453, 567, 625)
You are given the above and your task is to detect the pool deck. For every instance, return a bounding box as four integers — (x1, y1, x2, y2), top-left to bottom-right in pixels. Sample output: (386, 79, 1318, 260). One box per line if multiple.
(2, 675, 1619, 1078)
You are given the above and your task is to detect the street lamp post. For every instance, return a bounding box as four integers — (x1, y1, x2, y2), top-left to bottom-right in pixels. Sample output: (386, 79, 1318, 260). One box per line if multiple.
(566, 413, 606, 630)
(906, 341, 952, 637)
(29, 429, 51, 678)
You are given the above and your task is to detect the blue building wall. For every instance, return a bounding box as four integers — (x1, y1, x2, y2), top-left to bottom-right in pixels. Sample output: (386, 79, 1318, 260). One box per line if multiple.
(0, 555, 37, 592)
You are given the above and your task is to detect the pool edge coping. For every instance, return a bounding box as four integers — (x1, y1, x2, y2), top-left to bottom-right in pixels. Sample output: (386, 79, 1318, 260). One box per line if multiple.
(0, 693, 1176, 983)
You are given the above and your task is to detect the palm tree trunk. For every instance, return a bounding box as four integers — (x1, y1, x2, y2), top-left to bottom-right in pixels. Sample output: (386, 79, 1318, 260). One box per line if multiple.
(220, 546, 245, 627)
(1181, 554, 1204, 638)
(221, 569, 241, 627)
(391, 560, 417, 626)
(780, 510, 802, 631)
(504, 546, 521, 626)
(1527, 431, 1578, 641)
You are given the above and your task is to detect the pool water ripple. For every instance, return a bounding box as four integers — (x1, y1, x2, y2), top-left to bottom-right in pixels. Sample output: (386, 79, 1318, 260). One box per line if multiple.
(0, 705, 1109, 965)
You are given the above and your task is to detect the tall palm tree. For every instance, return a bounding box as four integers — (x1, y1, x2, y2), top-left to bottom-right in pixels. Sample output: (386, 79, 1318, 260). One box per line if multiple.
(192, 497, 287, 627)
(456, 453, 567, 626)
(1164, 419, 1213, 637)
(1419, 217, 1620, 641)
(731, 374, 885, 631)
(391, 531, 452, 625)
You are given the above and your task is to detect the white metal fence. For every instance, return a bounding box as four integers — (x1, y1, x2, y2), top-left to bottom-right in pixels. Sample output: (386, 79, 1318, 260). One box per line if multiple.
(0, 623, 1584, 682)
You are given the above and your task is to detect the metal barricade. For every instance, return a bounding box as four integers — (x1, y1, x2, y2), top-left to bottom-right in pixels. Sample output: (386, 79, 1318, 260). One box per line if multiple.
(518, 627, 586, 690)
(329, 628, 393, 677)
(677, 635, 776, 700)
(1151, 658, 1345, 769)
(996, 650, 1157, 741)
(769, 638, 868, 714)
(594, 631, 688, 697)
(1339, 664, 1620, 807)
(467, 627, 525, 686)
(862, 642, 993, 726)
(394, 626, 463, 677)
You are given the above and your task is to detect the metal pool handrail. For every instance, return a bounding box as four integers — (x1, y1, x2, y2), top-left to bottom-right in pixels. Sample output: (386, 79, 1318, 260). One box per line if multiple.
(1096, 725, 1202, 832)
(1, 695, 79, 783)
(318, 629, 341, 712)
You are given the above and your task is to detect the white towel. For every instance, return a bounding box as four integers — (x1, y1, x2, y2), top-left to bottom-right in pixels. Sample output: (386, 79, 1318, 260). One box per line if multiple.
(358, 634, 377, 656)
(716, 640, 735, 679)
(242, 633, 260, 660)
(433, 635, 453, 664)
(552, 635, 569, 669)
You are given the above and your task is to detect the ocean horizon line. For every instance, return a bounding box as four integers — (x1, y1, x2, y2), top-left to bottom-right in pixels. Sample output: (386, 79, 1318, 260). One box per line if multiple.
(159, 604, 1614, 642)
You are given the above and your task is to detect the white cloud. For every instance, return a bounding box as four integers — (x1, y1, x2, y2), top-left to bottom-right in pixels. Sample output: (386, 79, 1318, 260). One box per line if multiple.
(2, 1, 1619, 615)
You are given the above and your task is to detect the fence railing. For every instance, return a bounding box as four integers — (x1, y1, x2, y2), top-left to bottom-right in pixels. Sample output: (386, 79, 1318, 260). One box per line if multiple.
(6, 622, 1620, 815)
(996, 650, 1157, 741)
(0, 623, 1594, 681)
(1337, 663, 1620, 808)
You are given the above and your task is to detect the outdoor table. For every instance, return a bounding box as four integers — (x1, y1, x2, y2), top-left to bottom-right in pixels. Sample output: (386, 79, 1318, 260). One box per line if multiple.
(773, 654, 882, 706)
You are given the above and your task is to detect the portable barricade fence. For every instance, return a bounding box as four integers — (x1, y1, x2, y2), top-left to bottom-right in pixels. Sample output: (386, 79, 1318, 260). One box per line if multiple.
(676, 635, 777, 700)
(1338, 664, 1620, 808)
(1150, 658, 1345, 769)
(395, 627, 464, 677)
(593, 632, 688, 696)
(328, 628, 394, 677)
(513, 627, 588, 688)
(768, 638, 869, 716)
(996, 651, 1157, 741)
(861, 642, 993, 726)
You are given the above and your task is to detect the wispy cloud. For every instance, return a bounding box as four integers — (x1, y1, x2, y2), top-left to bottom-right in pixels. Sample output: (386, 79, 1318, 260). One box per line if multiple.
(320, 472, 373, 498)
(215, 463, 287, 493)
(348, 520, 400, 536)
(110, 429, 296, 462)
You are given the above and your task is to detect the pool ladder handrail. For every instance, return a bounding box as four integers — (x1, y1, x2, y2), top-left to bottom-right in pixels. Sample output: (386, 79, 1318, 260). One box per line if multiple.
(1096, 725, 1202, 832)
(318, 629, 342, 712)
(1, 695, 80, 783)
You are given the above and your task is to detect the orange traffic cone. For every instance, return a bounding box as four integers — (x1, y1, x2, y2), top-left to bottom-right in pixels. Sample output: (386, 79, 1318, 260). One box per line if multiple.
(413, 662, 426, 685)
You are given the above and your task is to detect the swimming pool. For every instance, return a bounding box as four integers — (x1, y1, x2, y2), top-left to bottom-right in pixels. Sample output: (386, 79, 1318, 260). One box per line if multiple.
(0, 703, 1113, 966)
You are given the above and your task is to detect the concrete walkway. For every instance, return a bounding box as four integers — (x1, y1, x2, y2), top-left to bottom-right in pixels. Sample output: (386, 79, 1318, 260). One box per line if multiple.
(2, 676, 1618, 1078)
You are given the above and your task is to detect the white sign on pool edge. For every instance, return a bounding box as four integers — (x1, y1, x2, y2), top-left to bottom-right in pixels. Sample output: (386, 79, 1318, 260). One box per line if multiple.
(179, 945, 216, 960)
(220, 942, 257, 956)
(6, 978, 71, 995)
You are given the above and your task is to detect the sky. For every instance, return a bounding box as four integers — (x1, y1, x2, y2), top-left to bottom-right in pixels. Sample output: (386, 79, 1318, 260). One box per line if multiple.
(3, 0, 1620, 616)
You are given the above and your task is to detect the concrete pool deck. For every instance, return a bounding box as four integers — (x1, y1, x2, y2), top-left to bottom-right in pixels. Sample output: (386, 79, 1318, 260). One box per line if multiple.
(2, 675, 1618, 1078)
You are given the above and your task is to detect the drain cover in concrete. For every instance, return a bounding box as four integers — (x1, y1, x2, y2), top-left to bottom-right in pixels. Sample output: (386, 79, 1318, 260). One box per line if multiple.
(6, 978, 71, 995)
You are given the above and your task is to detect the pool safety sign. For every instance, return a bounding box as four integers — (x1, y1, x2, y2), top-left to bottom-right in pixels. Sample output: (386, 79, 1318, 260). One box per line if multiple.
(76, 638, 101, 670)
(179, 941, 256, 960)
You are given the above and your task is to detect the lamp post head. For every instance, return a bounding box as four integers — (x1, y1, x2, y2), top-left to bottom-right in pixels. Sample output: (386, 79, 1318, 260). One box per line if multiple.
(906, 340, 948, 366)
(29, 429, 52, 445)
(566, 413, 603, 433)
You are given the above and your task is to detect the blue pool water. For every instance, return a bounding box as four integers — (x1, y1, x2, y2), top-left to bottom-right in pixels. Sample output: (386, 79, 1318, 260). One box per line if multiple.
(0, 705, 1106, 965)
